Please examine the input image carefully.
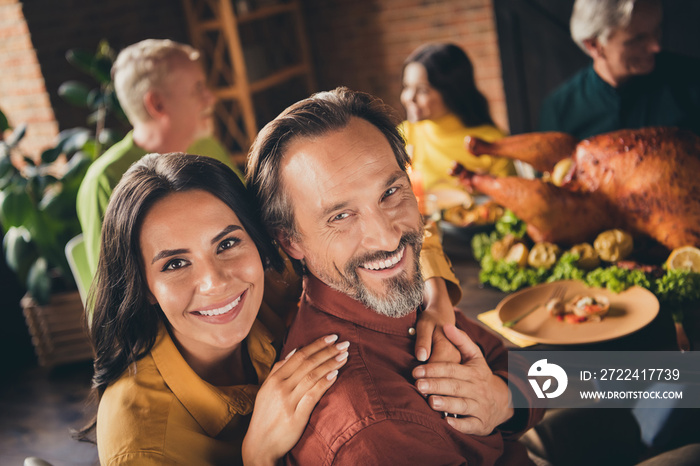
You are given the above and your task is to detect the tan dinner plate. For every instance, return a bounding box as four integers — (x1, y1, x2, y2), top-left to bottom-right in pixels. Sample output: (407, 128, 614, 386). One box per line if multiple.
(496, 280, 659, 345)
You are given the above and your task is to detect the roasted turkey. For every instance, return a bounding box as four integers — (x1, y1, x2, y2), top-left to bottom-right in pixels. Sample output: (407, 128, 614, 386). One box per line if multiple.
(453, 127, 700, 251)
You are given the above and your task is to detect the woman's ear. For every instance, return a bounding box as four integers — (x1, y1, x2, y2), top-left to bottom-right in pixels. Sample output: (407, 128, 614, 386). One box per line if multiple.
(275, 231, 305, 261)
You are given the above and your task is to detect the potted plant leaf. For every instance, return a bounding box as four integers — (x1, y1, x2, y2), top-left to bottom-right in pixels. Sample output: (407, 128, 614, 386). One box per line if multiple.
(0, 41, 126, 366)
(0, 123, 93, 304)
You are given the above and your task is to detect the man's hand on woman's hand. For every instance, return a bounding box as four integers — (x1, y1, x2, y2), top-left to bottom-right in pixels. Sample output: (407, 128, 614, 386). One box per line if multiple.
(413, 324, 514, 436)
(242, 334, 350, 465)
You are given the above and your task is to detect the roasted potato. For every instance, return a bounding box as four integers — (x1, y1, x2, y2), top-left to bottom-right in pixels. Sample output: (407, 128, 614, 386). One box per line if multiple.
(504, 243, 529, 268)
(491, 234, 518, 261)
(528, 242, 561, 269)
(594, 229, 633, 262)
(568, 243, 601, 270)
(551, 158, 574, 187)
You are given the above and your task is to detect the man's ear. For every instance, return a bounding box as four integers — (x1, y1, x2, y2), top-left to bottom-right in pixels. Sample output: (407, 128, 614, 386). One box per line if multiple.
(583, 38, 604, 59)
(143, 90, 166, 119)
(275, 231, 305, 261)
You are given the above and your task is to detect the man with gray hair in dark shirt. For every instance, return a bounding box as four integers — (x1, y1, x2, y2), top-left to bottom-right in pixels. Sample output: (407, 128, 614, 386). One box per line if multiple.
(539, 0, 700, 139)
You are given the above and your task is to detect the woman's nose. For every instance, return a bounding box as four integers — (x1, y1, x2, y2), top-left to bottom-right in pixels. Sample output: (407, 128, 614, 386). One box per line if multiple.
(197, 261, 228, 294)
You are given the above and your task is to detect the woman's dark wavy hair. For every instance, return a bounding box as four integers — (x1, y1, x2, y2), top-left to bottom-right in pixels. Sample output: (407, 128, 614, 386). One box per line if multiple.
(78, 152, 281, 440)
(404, 42, 495, 127)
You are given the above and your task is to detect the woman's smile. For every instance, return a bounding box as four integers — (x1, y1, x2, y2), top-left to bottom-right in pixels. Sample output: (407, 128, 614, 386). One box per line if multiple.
(191, 289, 247, 323)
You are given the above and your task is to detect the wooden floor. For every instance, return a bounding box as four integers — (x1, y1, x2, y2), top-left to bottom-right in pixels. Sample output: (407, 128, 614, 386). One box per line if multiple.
(0, 360, 98, 466)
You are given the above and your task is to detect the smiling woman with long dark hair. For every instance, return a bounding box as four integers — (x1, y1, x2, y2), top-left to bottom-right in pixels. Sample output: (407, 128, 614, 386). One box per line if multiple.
(81, 152, 349, 465)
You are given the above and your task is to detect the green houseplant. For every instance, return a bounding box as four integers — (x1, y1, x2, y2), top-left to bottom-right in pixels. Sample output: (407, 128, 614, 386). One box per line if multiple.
(0, 41, 125, 305)
(0, 123, 93, 304)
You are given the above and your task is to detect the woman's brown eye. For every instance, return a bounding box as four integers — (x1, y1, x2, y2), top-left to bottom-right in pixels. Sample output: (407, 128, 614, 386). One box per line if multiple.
(218, 238, 240, 252)
(164, 259, 186, 271)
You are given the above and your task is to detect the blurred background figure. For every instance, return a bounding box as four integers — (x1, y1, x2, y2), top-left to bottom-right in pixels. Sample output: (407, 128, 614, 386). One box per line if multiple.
(539, 0, 700, 139)
(399, 42, 516, 194)
(77, 39, 240, 277)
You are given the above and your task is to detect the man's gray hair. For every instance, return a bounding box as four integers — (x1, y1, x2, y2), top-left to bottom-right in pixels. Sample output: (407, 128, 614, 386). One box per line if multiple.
(246, 87, 410, 243)
(570, 0, 638, 53)
(112, 39, 201, 124)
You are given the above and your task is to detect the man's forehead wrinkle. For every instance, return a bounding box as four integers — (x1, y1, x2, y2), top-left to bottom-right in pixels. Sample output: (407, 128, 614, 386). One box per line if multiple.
(323, 156, 386, 192)
(284, 135, 386, 192)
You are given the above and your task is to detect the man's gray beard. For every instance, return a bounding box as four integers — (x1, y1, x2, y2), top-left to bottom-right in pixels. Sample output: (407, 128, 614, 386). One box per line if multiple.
(351, 264, 424, 318)
(316, 230, 425, 318)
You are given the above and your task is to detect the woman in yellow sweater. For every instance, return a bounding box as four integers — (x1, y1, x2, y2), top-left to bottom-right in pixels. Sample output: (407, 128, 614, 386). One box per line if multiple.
(399, 43, 515, 192)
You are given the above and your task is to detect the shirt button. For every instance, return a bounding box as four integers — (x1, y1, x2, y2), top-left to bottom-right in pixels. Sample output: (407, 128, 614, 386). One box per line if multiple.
(408, 327, 416, 336)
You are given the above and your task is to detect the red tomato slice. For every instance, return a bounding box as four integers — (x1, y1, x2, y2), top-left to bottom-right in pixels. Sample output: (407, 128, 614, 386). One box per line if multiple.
(565, 314, 587, 324)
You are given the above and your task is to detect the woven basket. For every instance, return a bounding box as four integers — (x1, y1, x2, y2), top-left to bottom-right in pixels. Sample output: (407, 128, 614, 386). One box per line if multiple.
(21, 290, 93, 367)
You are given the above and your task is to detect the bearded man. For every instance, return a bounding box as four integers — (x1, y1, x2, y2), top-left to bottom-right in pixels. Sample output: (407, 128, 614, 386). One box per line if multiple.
(246, 87, 543, 465)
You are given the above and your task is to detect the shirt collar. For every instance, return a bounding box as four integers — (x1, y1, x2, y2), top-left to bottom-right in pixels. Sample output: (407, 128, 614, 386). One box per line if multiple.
(588, 62, 655, 98)
(150, 320, 276, 437)
(301, 274, 420, 336)
(587, 64, 619, 98)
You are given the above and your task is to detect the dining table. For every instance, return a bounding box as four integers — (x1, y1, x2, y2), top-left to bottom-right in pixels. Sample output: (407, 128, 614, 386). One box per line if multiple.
(441, 227, 699, 353)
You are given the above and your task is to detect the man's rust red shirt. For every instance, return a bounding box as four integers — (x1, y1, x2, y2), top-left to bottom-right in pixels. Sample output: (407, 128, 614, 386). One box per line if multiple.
(282, 274, 542, 465)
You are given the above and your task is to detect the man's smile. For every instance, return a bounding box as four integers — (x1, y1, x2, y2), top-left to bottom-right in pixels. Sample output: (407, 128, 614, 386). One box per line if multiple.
(359, 245, 406, 271)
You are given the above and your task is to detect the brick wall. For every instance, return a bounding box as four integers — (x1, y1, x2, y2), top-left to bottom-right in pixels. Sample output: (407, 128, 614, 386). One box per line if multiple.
(0, 1, 58, 156)
(1, 0, 507, 156)
(2, 0, 191, 155)
(303, 0, 508, 131)
(20, 0, 191, 137)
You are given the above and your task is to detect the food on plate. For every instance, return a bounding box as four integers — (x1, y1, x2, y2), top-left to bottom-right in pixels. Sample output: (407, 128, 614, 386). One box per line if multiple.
(442, 200, 504, 227)
(545, 296, 566, 316)
(490, 234, 518, 261)
(594, 229, 633, 262)
(565, 295, 610, 322)
(504, 243, 529, 268)
(568, 243, 600, 270)
(528, 242, 561, 269)
(666, 246, 700, 273)
(453, 127, 700, 250)
(562, 294, 610, 323)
